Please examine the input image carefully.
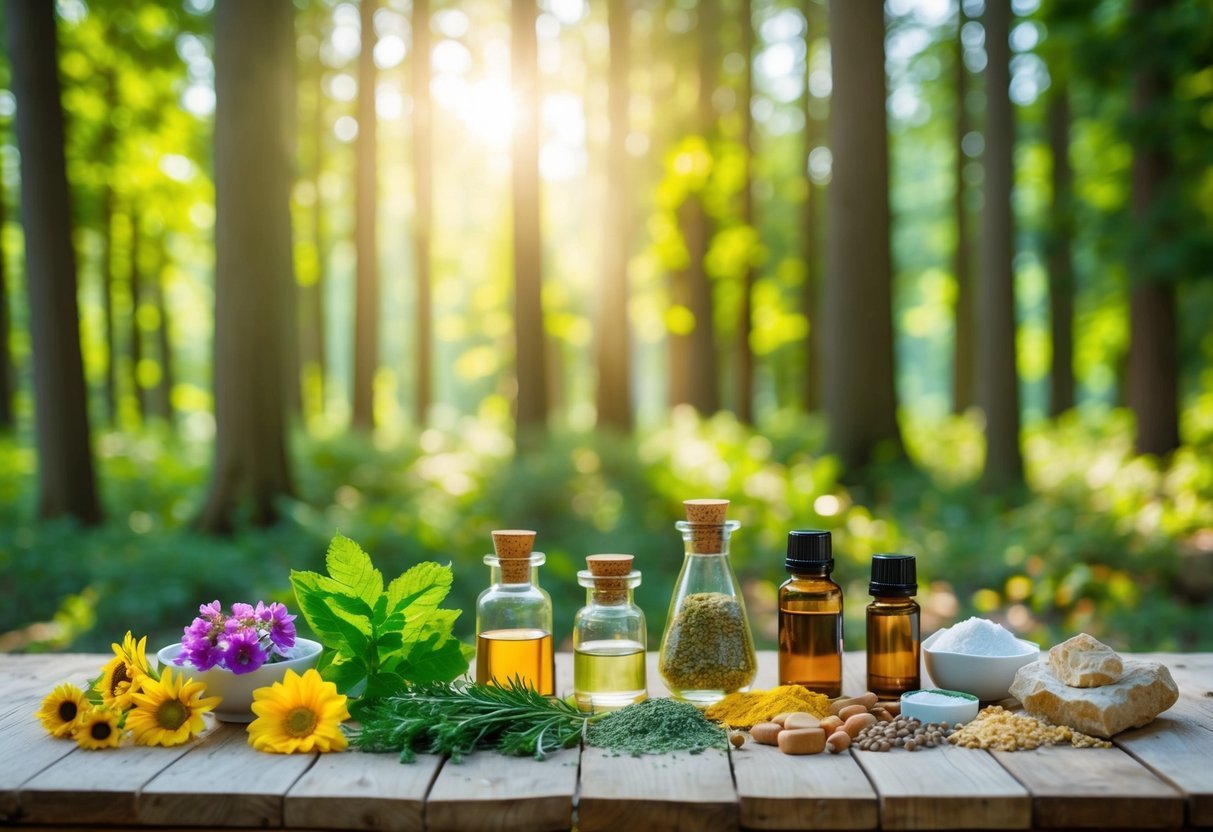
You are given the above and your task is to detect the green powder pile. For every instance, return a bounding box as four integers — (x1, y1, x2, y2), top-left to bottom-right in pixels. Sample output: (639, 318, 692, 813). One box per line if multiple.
(586, 698, 727, 757)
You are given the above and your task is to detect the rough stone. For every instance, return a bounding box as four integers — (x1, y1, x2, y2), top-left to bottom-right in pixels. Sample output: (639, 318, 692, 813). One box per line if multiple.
(1010, 659, 1179, 738)
(1048, 632, 1124, 687)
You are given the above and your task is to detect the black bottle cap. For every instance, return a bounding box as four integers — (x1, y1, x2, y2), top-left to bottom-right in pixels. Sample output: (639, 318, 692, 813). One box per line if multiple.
(786, 530, 833, 573)
(869, 553, 917, 596)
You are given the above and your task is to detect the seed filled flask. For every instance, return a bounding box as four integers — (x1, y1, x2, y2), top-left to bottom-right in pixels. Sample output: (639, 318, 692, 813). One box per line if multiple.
(475, 530, 555, 695)
(573, 554, 647, 711)
(658, 499, 757, 705)
(866, 553, 920, 698)
(778, 530, 843, 697)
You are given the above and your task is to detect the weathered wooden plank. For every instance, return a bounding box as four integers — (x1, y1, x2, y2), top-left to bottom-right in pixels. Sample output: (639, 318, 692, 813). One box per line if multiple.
(727, 650, 877, 830)
(139, 723, 315, 827)
(424, 748, 580, 832)
(0, 705, 84, 821)
(992, 745, 1182, 828)
(1113, 698, 1213, 827)
(1, 654, 106, 704)
(578, 747, 738, 832)
(283, 751, 443, 831)
(17, 730, 203, 825)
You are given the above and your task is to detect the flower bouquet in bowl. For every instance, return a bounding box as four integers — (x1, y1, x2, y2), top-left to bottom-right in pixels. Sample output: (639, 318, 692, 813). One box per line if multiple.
(157, 601, 321, 723)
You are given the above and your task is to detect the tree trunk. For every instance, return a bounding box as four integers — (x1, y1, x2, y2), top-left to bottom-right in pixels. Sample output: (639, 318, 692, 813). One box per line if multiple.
(978, 0, 1024, 490)
(306, 44, 328, 416)
(802, 0, 823, 414)
(1126, 0, 1179, 456)
(684, 0, 719, 415)
(351, 0, 379, 431)
(0, 148, 14, 430)
(198, 0, 296, 533)
(735, 0, 755, 424)
(1046, 85, 1075, 417)
(596, 0, 633, 432)
(511, 0, 548, 447)
(128, 209, 147, 423)
(952, 6, 974, 414)
(821, 0, 902, 469)
(413, 0, 433, 427)
(5, 0, 102, 523)
(152, 234, 175, 425)
(98, 69, 119, 427)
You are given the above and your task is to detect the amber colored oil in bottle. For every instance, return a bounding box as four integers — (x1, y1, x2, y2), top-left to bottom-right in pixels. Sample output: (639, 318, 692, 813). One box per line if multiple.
(475, 628, 555, 695)
(777, 530, 843, 697)
(865, 554, 920, 698)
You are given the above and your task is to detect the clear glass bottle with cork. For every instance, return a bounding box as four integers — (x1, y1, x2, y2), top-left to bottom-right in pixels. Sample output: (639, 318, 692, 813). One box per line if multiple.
(778, 529, 843, 697)
(573, 554, 646, 711)
(658, 498, 757, 705)
(866, 553, 920, 698)
(475, 529, 555, 695)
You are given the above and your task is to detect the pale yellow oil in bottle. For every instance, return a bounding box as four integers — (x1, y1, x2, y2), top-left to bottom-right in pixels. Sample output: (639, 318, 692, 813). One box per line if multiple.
(573, 639, 646, 710)
(475, 628, 554, 695)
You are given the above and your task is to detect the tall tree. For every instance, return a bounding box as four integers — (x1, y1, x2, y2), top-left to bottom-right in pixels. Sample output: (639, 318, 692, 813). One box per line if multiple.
(952, 4, 975, 414)
(98, 69, 119, 426)
(5, 0, 102, 523)
(413, 0, 433, 426)
(1046, 83, 1075, 417)
(801, 0, 824, 414)
(304, 18, 329, 416)
(511, 0, 548, 445)
(683, 0, 719, 414)
(596, 0, 633, 432)
(128, 209, 147, 422)
(151, 234, 175, 425)
(821, 0, 902, 468)
(351, 0, 379, 431)
(735, 0, 756, 424)
(198, 0, 297, 532)
(977, 0, 1024, 489)
(1125, 0, 1179, 456)
(0, 136, 14, 430)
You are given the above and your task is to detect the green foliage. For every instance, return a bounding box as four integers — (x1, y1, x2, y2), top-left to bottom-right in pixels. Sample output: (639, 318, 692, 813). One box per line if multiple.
(289, 534, 471, 707)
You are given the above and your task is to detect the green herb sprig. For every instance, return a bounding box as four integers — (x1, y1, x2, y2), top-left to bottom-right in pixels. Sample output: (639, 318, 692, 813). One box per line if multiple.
(353, 678, 596, 762)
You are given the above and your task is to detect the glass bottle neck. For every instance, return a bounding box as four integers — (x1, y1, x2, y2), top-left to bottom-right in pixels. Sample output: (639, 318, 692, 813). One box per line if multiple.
(585, 587, 634, 606)
(869, 594, 917, 607)
(489, 565, 541, 586)
(788, 567, 833, 579)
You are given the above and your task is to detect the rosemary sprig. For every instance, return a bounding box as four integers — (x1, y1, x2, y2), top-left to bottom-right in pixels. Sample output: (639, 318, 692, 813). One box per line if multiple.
(351, 677, 596, 762)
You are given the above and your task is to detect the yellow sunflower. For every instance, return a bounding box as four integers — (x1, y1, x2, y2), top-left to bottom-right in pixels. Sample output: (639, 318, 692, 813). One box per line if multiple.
(112, 631, 154, 683)
(73, 708, 123, 750)
(36, 683, 89, 738)
(127, 667, 220, 747)
(247, 668, 349, 754)
(96, 656, 141, 711)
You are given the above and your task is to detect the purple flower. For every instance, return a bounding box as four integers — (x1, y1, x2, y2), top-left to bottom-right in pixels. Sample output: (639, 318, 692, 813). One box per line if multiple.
(199, 600, 223, 620)
(223, 627, 267, 674)
(261, 602, 297, 652)
(230, 602, 256, 622)
(178, 638, 224, 671)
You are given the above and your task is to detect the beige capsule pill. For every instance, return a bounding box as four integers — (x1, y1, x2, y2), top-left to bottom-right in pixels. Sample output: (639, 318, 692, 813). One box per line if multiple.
(784, 712, 821, 731)
(777, 727, 826, 755)
(843, 713, 878, 738)
(819, 715, 844, 734)
(826, 731, 851, 754)
(837, 704, 868, 721)
(750, 722, 783, 746)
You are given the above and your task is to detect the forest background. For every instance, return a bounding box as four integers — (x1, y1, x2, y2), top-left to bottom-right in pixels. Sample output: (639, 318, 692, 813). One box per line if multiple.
(1, 0, 1211, 655)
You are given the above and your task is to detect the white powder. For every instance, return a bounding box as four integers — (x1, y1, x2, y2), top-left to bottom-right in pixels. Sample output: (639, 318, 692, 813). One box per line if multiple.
(930, 617, 1032, 656)
(904, 690, 973, 705)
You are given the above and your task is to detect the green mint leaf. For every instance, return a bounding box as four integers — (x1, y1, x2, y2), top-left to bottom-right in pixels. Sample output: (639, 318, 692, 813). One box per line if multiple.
(325, 533, 384, 608)
(387, 561, 454, 641)
(395, 636, 470, 684)
(291, 570, 372, 657)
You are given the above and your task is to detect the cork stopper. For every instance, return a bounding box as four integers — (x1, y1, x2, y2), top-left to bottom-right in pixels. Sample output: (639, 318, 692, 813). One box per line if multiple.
(492, 529, 536, 583)
(684, 498, 729, 554)
(586, 554, 633, 603)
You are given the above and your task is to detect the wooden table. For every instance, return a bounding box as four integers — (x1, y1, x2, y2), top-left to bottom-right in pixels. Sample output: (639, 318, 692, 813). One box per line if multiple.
(2, 650, 1210, 830)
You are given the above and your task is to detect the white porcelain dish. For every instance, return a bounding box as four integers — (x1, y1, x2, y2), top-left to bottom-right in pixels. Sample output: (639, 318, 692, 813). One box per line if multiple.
(900, 688, 979, 725)
(921, 629, 1039, 702)
(156, 638, 323, 723)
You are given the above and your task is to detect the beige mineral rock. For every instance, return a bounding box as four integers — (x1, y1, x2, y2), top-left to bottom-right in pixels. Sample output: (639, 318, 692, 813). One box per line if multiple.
(1048, 632, 1124, 688)
(1010, 659, 1178, 738)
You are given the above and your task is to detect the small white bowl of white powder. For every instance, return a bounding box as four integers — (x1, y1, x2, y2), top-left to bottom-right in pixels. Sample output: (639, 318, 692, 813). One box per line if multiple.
(900, 688, 979, 725)
(922, 617, 1039, 702)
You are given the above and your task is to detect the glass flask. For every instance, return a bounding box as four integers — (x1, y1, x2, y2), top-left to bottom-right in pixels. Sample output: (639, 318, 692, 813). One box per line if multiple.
(658, 499, 757, 705)
(572, 554, 647, 711)
(778, 530, 843, 697)
(474, 529, 555, 696)
(866, 553, 920, 698)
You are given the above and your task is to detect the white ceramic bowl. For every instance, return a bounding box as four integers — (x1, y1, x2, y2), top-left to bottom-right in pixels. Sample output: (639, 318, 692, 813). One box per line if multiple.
(900, 688, 979, 726)
(921, 629, 1039, 702)
(155, 638, 323, 723)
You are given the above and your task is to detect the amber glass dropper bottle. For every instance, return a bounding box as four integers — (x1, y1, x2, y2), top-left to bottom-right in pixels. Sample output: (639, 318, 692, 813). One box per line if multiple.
(866, 554, 920, 698)
(777, 530, 843, 697)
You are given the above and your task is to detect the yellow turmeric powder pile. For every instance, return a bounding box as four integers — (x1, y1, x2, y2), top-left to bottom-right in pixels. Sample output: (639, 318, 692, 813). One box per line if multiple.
(704, 685, 830, 729)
